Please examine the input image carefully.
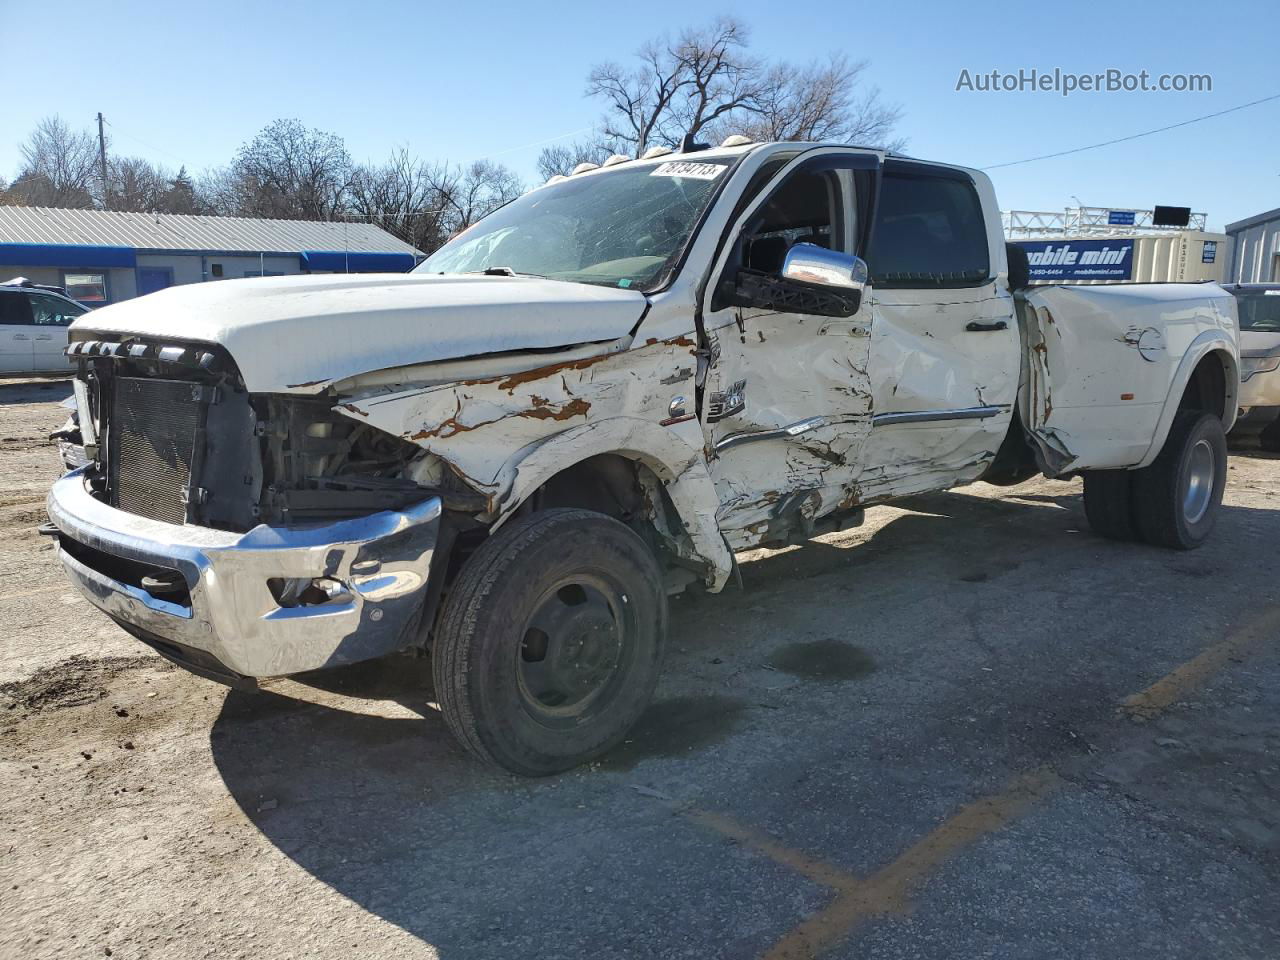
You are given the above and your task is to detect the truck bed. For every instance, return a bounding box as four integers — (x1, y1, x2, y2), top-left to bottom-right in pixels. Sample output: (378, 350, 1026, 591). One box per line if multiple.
(1016, 282, 1237, 473)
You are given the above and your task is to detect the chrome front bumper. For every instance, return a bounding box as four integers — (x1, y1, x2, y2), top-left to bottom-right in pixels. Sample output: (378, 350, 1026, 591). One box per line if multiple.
(47, 468, 443, 679)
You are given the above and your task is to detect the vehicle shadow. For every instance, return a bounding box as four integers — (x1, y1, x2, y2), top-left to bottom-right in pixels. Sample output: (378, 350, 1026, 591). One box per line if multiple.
(205, 484, 1265, 956)
(0, 377, 72, 405)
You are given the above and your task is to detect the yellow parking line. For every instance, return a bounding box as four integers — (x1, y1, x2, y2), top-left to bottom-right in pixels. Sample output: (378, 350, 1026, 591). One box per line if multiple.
(1119, 606, 1278, 721)
(685, 810, 856, 892)
(686, 608, 1273, 958)
(757, 768, 1060, 960)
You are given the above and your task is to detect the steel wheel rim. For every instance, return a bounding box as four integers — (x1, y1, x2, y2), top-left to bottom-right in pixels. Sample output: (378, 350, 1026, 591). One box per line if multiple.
(1182, 438, 1215, 525)
(516, 576, 628, 727)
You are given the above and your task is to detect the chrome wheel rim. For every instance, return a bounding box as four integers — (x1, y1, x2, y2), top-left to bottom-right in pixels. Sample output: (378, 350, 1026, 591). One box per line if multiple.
(1182, 438, 1215, 525)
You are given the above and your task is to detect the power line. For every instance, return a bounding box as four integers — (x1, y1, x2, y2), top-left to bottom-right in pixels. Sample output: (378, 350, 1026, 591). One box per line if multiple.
(982, 92, 1280, 170)
(102, 119, 190, 167)
(481, 125, 595, 159)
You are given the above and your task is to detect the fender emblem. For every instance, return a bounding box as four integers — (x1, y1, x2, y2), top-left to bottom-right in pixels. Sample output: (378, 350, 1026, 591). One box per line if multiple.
(707, 380, 746, 423)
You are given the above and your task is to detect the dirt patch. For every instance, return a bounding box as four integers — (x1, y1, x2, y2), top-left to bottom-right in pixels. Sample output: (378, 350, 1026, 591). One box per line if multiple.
(0, 491, 48, 510)
(1, 654, 158, 714)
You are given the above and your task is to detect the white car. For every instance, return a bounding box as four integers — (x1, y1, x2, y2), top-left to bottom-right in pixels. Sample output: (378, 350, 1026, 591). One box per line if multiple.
(49, 140, 1240, 774)
(0, 279, 87, 375)
(1223, 284, 1280, 449)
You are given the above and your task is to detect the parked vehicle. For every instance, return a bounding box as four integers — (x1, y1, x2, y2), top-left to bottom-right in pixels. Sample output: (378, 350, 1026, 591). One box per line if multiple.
(0, 278, 87, 376)
(46, 141, 1240, 774)
(1221, 283, 1280, 449)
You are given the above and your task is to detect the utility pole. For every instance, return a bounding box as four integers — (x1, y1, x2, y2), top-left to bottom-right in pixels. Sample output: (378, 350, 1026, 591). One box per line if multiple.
(96, 112, 109, 208)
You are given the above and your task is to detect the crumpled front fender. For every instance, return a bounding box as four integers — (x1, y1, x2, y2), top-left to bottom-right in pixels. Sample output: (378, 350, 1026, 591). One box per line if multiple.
(335, 334, 733, 589)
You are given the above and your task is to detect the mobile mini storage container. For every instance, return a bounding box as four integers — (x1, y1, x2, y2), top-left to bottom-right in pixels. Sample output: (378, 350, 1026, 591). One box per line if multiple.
(1014, 230, 1231, 285)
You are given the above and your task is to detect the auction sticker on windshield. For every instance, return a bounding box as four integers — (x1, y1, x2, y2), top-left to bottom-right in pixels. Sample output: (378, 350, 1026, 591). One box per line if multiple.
(650, 161, 727, 179)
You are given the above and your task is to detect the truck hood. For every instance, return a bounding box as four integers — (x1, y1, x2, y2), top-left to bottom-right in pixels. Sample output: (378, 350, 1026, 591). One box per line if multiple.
(71, 273, 649, 393)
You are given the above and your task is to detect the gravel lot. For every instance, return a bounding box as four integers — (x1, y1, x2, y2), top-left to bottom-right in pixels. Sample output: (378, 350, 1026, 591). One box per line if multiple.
(2, 378, 1277, 960)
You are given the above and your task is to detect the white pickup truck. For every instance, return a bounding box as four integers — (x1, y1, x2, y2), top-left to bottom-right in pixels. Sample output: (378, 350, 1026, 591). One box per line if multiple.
(48, 140, 1239, 774)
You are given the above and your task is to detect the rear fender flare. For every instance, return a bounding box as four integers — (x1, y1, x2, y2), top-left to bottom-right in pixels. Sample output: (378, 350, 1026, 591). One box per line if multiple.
(1136, 331, 1238, 469)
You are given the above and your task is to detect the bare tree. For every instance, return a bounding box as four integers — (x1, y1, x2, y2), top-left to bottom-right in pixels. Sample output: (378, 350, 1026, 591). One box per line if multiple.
(349, 148, 452, 252)
(211, 119, 352, 220)
(99, 157, 209, 214)
(104, 156, 169, 212)
(430, 160, 523, 237)
(728, 55, 904, 149)
(665, 18, 761, 145)
(588, 44, 690, 156)
(535, 139, 619, 180)
(587, 17, 758, 155)
(164, 167, 201, 215)
(193, 165, 242, 218)
(585, 18, 903, 154)
(5, 115, 99, 207)
(347, 153, 522, 253)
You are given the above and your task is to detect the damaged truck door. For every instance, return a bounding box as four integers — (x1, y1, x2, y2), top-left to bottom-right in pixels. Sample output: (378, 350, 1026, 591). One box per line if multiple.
(47, 139, 1239, 776)
(860, 162, 1021, 499)
(704, 148, 878, 547)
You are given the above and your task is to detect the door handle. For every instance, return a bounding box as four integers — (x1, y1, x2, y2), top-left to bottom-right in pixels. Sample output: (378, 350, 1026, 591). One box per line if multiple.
(965, 320, 1008, 332)
(36, 334, 53, 340)
(13, 334, 30, 340)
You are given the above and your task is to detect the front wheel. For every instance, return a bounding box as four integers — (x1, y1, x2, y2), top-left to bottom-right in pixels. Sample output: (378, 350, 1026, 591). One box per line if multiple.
(432, 508, 667, 776)
(1132, 411, 1228, 549)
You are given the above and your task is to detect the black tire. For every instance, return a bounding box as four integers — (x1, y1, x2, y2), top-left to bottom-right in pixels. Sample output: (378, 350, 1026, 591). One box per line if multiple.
(1082, 470, 1138, 541)
(432, 508, 667, 776)
(1132, 411, 1228, 550)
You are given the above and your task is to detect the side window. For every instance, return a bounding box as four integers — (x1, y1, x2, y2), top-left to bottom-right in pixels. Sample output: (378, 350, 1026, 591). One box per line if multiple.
(870, 168, 990, 287)
(1236, 293, 1280, 331)
(29, 294, 85, 326)
(63, 273, 108, 303)
(0, 291, 33, 325)
(740, 169, 845, 276)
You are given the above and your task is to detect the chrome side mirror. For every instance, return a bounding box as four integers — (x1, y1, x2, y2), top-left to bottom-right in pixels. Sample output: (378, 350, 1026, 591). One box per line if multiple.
(781, 243, 868, 295)
(724, 242, 869, 318)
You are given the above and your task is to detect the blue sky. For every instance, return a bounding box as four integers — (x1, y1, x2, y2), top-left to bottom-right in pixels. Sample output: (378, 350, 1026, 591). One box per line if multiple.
(2, 0, 1276, 230)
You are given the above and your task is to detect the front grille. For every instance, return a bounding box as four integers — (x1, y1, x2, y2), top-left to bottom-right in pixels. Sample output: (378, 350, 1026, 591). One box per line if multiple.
(108, 377, 207, 524)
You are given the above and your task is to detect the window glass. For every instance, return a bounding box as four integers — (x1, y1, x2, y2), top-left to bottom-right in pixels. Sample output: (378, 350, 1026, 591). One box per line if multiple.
(0, 291, 33, 325)
(870, 170, 989, 287)
(63, 273, 107, 303)
(416, 161, 729, 291)
(741, 170, 842, 274)
(1236, 291, 1280, 331)
(30, 294, 86, 326)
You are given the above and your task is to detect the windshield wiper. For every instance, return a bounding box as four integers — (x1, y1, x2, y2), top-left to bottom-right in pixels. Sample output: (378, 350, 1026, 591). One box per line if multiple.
(465, 266, 546, 279)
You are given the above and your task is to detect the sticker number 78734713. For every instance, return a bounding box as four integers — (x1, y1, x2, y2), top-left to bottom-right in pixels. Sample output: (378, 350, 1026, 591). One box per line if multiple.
(649, 161, 728, 180)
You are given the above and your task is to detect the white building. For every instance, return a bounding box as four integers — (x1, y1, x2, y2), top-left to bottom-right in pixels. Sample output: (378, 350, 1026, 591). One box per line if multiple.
(1225, 207, 1280, 283)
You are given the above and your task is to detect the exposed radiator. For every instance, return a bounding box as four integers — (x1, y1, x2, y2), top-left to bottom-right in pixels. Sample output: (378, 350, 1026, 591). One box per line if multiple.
(108, 377, 207, 525)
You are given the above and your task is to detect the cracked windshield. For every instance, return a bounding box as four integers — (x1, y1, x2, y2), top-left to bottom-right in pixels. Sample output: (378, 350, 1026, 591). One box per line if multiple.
(415, 160, 729, 290)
